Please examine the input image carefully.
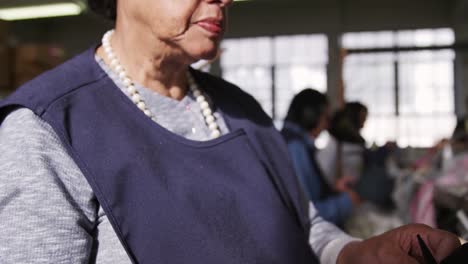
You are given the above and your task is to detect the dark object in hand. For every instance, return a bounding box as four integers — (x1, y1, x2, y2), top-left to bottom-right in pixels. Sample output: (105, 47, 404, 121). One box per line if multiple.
(418, 234, 468, 264)
(441, 242, 468, 264)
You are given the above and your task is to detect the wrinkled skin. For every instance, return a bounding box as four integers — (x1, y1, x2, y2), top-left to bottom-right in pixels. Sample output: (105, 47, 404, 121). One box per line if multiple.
(337, 224, 461, 264)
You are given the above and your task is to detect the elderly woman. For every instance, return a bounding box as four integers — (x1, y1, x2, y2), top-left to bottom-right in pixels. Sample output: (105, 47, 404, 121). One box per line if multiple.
(0, 0, 460, 263)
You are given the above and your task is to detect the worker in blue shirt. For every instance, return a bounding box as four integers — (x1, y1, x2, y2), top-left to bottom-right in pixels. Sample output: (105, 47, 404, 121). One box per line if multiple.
(282, 89, 361, 226)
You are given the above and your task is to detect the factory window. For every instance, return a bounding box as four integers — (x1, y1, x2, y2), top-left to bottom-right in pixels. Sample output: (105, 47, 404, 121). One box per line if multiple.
(220, 35, 328, 121)
(342, 28, 456, 147)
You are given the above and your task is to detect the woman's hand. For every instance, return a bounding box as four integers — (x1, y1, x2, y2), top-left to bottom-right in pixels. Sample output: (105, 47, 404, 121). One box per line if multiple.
(337, 224, 461, 264)
(335, 176, 362, 205)
(334, 176, 356, 193)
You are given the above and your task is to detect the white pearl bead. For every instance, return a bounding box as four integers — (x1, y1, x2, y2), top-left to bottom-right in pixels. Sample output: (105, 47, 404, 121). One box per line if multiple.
(202, 108, 212, 116)
(127, 85, 136, 94)
(111, 59, 118, 67)
(193, 90, 201, 97)
(205, 116, 215, 124)
(211, 130, 221, 138)
(103, 29, 221, 133)
(119, 71, 127, 79)
(200, 101, 209, 109)
(123, 78, 132, 86)
(144, 110, 152, 117)
(196, 95, 206, 103)
(137, 101, 146, 110)
(131, 93, 142, 103)
(209, 123, 218, 131)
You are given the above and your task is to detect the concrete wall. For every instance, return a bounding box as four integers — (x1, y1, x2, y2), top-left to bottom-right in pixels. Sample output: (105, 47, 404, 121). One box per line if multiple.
(0, 21, 11, 93)
(226, 0, 452, 37)
(9, 12, 111, 55)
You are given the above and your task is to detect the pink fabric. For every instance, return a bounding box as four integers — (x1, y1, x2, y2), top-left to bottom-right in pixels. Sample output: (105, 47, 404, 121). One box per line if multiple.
(410, 181, 436, 228)
(438, 155, 468, 187)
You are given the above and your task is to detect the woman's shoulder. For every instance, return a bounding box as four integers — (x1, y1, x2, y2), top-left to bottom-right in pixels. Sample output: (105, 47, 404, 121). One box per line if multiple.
(1, 108, 55, 142)
(0, 110, 100, 262)
(0, 107, 98, 219)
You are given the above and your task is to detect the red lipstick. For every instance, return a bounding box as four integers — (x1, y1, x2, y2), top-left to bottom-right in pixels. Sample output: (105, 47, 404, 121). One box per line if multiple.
(196, 18, 223, 35)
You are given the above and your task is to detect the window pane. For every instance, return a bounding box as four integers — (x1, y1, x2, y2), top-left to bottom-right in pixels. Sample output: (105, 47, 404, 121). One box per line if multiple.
(221, 37, 273, 115)
(223, 66, 273, 116)
(221, 34, 329, 121)
(342, 31, 394, 49)
(344, 53, 395, 115)
(343, 28, 455, 147)
(397, 28, 455, 47)
(274, 35, 328, 120)
(221, 37, 272, 67)
(275, 35, 328, 65)
(398, 114, 456, 147)
(275, 65, 327, 120)
(399, 51, 455, 114)
(362, 115, 398, 146)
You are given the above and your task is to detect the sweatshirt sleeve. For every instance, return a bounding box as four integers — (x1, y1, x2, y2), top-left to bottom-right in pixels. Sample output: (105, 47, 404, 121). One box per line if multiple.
(0, 108, 97, 263)
(308, 202, 360, 264)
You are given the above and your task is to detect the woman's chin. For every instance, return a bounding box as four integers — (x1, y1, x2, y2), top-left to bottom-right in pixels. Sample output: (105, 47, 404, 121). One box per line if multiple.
(201, 49, 219, 60)
(189, 47, 219, 62)
(183, 37, 219, 59)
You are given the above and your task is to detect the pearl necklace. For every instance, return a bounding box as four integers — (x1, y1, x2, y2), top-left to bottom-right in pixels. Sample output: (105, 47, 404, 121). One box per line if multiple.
(102, 30, 221, 138)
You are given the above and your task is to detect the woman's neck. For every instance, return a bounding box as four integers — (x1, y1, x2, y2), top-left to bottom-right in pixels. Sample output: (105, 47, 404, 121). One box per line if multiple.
(97, 27, 190, 101)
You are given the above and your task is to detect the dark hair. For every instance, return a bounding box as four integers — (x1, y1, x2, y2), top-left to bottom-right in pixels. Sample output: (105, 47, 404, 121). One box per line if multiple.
(284, 89, 329, 131)
(344, 102, 368, 130)
(329, 101, 368, 144)
(88, 0, 117, 20)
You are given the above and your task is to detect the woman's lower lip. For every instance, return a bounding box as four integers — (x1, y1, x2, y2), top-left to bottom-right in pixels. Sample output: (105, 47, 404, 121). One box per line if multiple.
(196, 22, 222, 35)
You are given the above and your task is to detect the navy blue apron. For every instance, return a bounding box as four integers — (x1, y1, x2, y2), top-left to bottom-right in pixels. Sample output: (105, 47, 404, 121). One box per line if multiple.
(0, 47, 318, 264)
